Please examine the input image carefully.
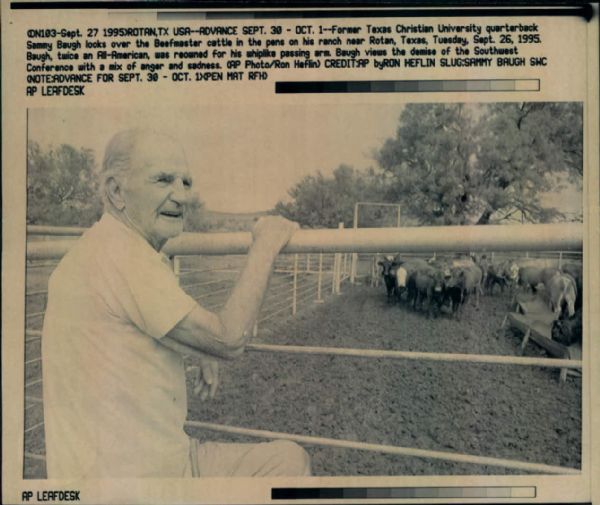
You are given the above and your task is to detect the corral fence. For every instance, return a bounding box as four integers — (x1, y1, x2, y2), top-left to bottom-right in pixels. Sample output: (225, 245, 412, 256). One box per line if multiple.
(24, 222, 583, 476)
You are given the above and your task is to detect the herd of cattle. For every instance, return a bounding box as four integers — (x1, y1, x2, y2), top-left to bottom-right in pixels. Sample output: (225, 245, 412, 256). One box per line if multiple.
(377, 253, 583, 345)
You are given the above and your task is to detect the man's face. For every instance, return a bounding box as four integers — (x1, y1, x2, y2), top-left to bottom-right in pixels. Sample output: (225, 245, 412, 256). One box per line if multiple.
(121, 134, 193, 250)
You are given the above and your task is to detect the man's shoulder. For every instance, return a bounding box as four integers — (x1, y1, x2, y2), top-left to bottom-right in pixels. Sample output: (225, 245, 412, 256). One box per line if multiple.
(49, 219, 108, 281)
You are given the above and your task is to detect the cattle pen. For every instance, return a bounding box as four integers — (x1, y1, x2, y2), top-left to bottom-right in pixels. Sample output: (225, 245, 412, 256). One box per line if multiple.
(23, 222, 584, 477)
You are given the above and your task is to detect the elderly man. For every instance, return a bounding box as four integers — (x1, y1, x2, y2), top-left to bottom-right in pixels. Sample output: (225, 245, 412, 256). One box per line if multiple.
(42, 129, 311, 478)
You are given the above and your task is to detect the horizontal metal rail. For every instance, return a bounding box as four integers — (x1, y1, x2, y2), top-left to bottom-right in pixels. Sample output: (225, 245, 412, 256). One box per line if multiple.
(191, 286, 231, 300)
(246, 343, 582, 369)
(25, 421, 44, 434)
(25, 378, 43, 388)
(27, 223, 583, 260)
(185, 420, 579, 475)
(260, 296, 294, 315)
(258, 302, 294, 324)
(23, 330, 579, 369)
(183, 278, 234, 290)
(177, 268, 238, 278)
(25, 330, 42, 342)
(24, 452, 46, 461)
(26, 290, 48, 297)
(28, 225, 86, 236)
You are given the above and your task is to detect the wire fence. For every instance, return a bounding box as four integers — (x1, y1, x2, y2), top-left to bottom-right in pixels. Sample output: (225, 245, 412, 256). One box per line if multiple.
(23, 250, 353, 477)
(23, 239, 581, 478)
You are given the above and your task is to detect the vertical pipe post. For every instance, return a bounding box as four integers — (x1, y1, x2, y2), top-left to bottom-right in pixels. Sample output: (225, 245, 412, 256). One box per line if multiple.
(351, 203, 359, 284)
(306, 253, 311, 273)
(292, 253, 298, 315)
(371, 256, 376, 287)
(335, 223, 343, 294)
(317, 252, 323, 302)
(558, 251, 563, 269)
(331, 251, 338, 294)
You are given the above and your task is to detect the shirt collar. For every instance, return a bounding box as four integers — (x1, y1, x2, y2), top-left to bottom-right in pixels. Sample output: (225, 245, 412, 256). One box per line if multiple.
(98, 213, 173, 266)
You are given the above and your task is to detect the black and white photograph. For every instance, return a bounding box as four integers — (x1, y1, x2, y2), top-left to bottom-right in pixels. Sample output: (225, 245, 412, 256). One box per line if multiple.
(3, 3, 599, 504)
(24, 102, 584, 480)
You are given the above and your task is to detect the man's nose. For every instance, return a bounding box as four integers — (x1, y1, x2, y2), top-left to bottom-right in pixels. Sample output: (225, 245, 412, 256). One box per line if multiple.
(170, 179, 188, 204)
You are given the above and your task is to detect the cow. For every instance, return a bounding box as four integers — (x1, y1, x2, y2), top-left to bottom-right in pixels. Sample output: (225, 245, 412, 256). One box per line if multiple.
(518, 266, 545, 293)
(484, 262, 509, 294)
(394, 258, 429, 300)
(561, 263, 583, 310)
(442, 271, 464, 316)
(485, 259, 519, 295)
(551, 308, 582, 346)
(377, 256, 399, 304)
(406, 265, 446, 318)
(540, 267, 561, 290)
(548, 273, 578, 319)
(501, 259, 520, 289)
(474, 254, 491, 293)
(444, 265, 483, 317)
(518, 266, 560, 294)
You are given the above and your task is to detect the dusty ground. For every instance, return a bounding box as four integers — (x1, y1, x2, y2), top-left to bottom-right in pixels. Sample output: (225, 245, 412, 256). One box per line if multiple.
(24, 261, 581, 478)
(186, 284, 582, 476)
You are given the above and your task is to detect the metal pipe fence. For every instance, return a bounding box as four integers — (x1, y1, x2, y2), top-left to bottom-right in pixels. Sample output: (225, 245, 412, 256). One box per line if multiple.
(23, 223, 583, 476)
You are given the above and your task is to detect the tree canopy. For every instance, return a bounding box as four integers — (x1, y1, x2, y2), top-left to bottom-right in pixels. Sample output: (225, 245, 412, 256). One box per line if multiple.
(377, 102, 583, 225)
(27, 141, 103, 226)
(277, 102, 583, 228)
(275, 165, 386, 228)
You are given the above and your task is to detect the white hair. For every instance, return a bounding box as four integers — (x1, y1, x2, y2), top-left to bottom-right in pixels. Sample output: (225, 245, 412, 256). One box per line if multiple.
(100, 129, 142, 208)
(100, 128, 178, 208)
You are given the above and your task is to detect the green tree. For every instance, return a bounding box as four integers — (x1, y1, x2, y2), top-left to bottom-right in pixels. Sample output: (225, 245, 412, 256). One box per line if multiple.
(377, 102, 582, 225)
(274, 165, 384, 228)
(27, 141, 103, 226)
(474, 102, 582, 224)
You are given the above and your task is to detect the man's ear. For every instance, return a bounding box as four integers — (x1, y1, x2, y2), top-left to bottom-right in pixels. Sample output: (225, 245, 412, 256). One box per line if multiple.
(106, 176, 126, 211)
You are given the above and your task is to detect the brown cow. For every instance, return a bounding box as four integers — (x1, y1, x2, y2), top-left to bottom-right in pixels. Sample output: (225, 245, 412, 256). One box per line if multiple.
(548, 273, 577, 319)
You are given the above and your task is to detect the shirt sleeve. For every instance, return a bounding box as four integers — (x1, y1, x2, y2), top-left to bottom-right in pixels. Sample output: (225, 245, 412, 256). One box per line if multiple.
(107, 249, 198, 340)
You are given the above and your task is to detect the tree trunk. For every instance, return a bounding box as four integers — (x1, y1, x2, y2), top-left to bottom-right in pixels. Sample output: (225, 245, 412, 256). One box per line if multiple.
(476, 209, 493, 225)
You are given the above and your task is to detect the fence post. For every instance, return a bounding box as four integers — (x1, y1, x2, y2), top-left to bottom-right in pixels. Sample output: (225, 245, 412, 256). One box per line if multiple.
(172, 256, 181, 285)
(316, 252, 324, 302)
(306, 253, 311, 273)
(292, 253, 299, 315)
(558, 251, 563, 269)
(351, 203, 358, 284)
(252, 321, 258, 338)
(331, 252, 338, 294)
(370, 256, 376, 287)
(334, 223, 343, 294)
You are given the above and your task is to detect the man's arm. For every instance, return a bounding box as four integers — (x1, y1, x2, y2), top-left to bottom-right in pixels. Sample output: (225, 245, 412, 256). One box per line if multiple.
(165, 216, 298, 360)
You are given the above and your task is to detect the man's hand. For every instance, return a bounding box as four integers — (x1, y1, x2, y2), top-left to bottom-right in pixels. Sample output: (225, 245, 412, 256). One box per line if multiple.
(252, 216, 299, 255)
(192, 357, 219, 401)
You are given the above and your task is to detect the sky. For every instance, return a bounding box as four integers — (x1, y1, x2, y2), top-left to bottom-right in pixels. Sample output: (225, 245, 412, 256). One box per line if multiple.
(28, 105, 581, 216)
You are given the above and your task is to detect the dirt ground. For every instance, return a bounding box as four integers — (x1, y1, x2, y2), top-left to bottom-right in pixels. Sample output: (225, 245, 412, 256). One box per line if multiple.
(24, 262, 581, 478)
(186, 284, 582, 476)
